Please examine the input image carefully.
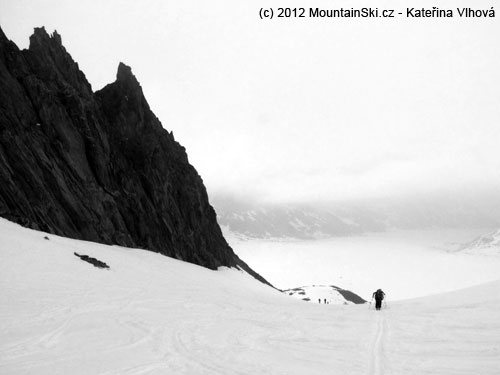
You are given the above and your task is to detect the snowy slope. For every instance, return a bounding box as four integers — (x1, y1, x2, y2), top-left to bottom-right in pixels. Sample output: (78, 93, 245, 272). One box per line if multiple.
(1, 218, 500, 374)
(459, 228, 500, 255)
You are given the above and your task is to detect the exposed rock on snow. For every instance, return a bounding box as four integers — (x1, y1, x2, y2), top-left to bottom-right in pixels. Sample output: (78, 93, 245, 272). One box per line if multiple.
(459, 228, 500, 255)
(74, 252, 109, 269)
(283, 285, 366, 305)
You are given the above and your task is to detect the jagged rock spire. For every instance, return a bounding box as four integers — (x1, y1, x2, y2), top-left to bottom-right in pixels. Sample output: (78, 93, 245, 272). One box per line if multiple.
(0, 27, 272, 287)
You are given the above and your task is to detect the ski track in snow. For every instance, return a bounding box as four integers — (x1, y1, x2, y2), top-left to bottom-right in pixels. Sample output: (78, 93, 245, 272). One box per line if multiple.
(2, 219, 500, 374)
(369, 313, 385, 375)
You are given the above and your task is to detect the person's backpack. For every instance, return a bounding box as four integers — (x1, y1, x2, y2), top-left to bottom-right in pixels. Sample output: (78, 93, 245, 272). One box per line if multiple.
(375, 289, 384, 300)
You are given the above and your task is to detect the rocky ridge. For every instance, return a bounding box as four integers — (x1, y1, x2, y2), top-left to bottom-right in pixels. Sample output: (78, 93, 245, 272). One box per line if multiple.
(0, 27, 269, 285)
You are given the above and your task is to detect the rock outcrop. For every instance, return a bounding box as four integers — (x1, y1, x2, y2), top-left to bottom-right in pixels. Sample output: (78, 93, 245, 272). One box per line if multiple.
(0, 27, 270, 285)
(283, 285, 366, 305)
(74, 253, 110, 269)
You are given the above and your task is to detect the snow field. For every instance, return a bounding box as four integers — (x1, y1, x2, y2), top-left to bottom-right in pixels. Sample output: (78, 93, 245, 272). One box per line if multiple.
(382, 281, 500, 374)
(1, 219, 500, 374)
(228, 229, 500, 301)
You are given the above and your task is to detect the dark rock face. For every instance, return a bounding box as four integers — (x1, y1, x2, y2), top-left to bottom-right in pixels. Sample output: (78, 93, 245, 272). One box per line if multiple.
(0, 27, 270, 285)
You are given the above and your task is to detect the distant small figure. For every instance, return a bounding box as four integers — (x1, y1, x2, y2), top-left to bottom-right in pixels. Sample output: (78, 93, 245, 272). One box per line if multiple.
(372, 289, 385, 310)
(324, 298, 327, 304)
(318, 299, 321, 304)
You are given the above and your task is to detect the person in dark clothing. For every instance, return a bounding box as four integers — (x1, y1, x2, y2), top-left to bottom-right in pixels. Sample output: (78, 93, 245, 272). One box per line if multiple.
(372, 289, 385, 310)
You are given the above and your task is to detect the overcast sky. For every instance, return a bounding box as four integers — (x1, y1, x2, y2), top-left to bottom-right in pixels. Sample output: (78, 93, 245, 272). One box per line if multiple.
(1, 0, 499, 204)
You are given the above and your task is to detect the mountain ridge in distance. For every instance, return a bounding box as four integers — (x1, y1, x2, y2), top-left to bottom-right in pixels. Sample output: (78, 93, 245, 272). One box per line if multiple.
(212, 191, 500, 240)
